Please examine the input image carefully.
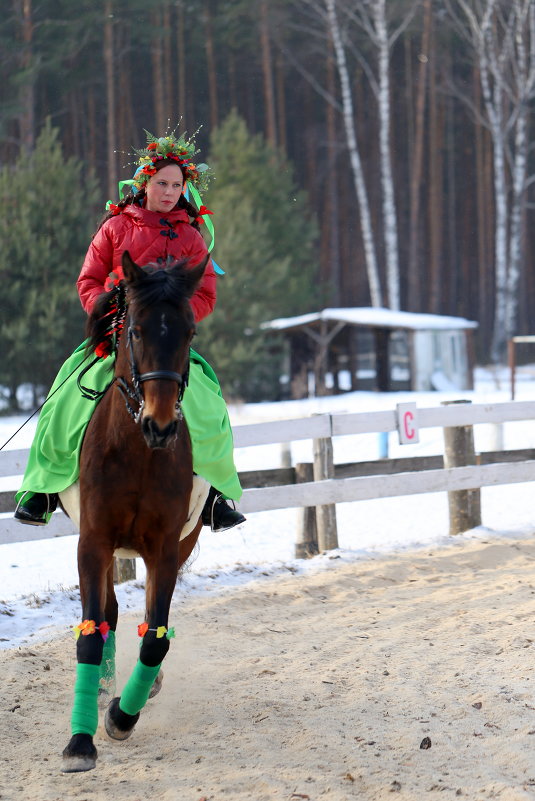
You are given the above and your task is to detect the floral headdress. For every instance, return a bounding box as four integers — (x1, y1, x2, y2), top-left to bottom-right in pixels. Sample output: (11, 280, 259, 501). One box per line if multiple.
(130, 128, 212, 194)
(106, 126, 224, 275)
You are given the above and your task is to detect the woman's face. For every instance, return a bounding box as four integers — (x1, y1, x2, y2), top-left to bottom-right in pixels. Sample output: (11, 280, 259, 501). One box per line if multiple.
(145, 164, 184, 213)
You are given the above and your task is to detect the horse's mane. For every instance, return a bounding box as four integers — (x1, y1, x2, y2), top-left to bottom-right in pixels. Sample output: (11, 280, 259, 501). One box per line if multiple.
(85, 257, 194, 356)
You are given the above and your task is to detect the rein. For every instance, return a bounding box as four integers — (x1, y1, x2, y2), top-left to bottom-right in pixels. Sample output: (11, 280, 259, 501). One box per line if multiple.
(77, 356, 116, 401)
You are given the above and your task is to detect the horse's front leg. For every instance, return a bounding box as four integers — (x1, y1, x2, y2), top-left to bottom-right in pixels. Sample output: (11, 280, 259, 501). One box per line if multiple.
(61, 539, 114, 773)
(105, 553, 179, 741)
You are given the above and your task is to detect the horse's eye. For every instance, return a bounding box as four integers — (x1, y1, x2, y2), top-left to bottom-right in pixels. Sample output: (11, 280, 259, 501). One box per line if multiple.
(131, 327, 141, 341)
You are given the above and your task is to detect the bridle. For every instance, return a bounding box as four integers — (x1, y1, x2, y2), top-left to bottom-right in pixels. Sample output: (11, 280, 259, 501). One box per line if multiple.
(77, 281, 192, 423)
(116, 322, 190, 424)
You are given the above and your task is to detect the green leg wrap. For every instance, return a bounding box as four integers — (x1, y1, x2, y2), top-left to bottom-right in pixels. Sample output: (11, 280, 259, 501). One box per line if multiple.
(99, 630, 116, 695)
(71, 663, 101, 736)
(119, 659, 161, 717)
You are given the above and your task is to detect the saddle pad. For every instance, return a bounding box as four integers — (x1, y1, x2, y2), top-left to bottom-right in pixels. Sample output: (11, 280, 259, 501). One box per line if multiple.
(58, 477, 210, 559)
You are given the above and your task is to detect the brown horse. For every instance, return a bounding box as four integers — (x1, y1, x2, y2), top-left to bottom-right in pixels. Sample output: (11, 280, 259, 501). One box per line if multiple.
(61, 250, 207, 772)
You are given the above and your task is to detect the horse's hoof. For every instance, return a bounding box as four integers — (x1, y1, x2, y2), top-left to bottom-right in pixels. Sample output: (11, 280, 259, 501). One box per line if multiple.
(148, 669, 164, 699)
(61, 754, 97, 773)
(105, 697, 140, 741)
(61, 733, 97, 773)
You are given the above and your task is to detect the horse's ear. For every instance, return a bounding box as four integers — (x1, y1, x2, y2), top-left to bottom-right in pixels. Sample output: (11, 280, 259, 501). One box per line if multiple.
(184, 254, 209, 299)
(122, 250, 145, 284)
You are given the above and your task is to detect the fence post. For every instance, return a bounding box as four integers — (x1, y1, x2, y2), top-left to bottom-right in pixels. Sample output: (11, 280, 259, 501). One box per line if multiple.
(313, 435, 339, 551)
(294, 462, 319, 558)
(114, 557, 136, 583)
(441, 400, 482, 535)
(280, 443, 292, 469)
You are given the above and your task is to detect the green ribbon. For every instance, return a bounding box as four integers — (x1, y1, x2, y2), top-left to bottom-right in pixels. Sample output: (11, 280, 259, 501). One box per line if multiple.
(105, 180, 136, 210)
(188, 184, 214, 252)
(188, 184, 224, 274)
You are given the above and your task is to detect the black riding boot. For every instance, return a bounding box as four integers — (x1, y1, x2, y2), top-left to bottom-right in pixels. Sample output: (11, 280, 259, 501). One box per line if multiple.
(201, 486, 246, 532)
(14, 492, 58, 526)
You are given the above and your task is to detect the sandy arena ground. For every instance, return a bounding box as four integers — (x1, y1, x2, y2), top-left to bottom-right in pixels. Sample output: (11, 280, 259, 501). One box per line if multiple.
(4, 537, 535, 801)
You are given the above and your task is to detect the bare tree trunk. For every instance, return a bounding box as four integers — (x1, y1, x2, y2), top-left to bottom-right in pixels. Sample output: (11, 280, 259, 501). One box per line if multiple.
(203, 3, 219, 130)
(151, 8, 166, 132)
(474, 66, 489, 338)
(68, 87, 79, 155)
(505, 0, 535, 337)
(104, 0, 117, 201)
(326, 34, 341, 305)
(259, 0, 277, 146)
(87, 86, 97, 173)
(408, 0, 432, 312)
(428, 16, 443, 313)
(16, 0, 35, 153)
(118, 30, 136, 154)
(162, 1, 172, 123)
(445, 54, 458, 317)
(449, 0, 535, 362)
(276, 51, 287, 152)
(477, 5, 509, 362)
(176, 1, 187, 124)
(404, 34, 414, 180)
(325, 0, 382, 307)
(303, 81, 316, 197)
(373, 0, 400, 309)
(228, 49, 238, 111)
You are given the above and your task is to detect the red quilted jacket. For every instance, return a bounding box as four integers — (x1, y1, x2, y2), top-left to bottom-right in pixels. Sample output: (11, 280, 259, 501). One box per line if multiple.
(77, 205, 217, 322)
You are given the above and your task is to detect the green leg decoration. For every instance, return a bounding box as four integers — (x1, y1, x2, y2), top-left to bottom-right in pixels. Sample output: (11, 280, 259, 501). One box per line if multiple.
(71, 663, 101, 736)
(99, 630, 116, 697)
(119, 660, 161, 717)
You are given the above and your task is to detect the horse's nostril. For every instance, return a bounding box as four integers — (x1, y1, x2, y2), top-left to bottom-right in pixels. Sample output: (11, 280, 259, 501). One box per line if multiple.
(142, 417, 178, 448)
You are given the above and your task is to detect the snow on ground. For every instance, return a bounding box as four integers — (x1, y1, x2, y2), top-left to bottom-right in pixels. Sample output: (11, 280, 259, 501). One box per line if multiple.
(1, 364, 535, 649)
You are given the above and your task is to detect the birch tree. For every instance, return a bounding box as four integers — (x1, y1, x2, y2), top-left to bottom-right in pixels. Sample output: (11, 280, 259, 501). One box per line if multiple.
(324, 0, 383, 307)
(342, 0, 418, 309)
(446, 0, 535, 362)
(295, 0, 416, 309)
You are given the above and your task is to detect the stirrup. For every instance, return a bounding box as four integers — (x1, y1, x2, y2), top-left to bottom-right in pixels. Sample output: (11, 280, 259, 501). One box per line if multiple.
(203, 491, 246, 533)
(14, 491, 57, 526)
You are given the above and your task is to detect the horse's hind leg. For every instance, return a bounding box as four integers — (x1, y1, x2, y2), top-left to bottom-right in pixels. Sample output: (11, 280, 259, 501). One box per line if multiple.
(62, 541, 113, 773)
(105, 555, 179, 741)
(98, 565, 118, 707)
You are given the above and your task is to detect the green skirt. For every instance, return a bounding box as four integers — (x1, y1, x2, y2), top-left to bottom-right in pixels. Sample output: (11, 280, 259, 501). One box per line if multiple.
(16, 342, 242, 503)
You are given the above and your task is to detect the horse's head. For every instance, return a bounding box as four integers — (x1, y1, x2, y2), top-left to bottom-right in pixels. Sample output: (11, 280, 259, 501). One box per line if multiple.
(105, 250, 206, 448)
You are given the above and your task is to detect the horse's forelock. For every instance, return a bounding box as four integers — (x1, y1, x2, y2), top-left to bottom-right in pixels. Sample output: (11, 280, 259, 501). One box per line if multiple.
(128, 258, 195, 309)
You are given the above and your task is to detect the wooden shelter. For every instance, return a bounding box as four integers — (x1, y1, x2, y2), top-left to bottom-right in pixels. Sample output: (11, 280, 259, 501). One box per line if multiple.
(262, 307, 478, 398)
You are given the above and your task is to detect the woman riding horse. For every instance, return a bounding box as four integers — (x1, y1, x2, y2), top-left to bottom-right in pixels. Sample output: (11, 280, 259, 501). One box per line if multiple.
(14, 128, 245, 533)
(64, 250, 212, 771)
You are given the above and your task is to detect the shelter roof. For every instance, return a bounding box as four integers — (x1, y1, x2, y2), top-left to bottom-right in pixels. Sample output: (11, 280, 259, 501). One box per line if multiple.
(262, 307, 478, 333)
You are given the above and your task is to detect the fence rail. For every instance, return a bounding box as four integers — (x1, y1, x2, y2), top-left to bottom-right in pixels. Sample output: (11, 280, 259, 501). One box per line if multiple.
(1, 399, 535, 548)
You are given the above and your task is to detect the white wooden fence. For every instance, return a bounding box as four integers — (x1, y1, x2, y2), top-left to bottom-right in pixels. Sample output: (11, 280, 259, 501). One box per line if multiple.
(1, 399, 535, 548)
(237, 400, 535, 512)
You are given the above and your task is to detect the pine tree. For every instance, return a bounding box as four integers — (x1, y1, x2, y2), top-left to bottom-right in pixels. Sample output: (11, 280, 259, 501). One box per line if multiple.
(197, 111, 320, 401)
(0, 121, 100, 409)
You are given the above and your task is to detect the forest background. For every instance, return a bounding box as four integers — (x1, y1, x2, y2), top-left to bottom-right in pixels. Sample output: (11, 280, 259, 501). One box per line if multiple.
(1, 0, 534, 407)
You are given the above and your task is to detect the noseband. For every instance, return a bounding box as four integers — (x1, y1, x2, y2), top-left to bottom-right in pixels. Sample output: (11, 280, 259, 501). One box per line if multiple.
(116, 323, 190, 423)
